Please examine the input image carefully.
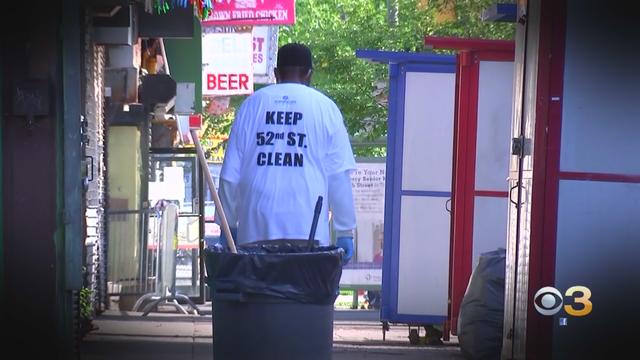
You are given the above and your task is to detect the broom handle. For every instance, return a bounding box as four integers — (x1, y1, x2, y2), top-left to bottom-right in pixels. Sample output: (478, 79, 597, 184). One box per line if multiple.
(190, 129, 237, 254)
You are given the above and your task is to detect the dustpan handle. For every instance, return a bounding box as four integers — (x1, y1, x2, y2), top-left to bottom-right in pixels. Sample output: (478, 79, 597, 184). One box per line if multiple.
(307, 196, 323, 251)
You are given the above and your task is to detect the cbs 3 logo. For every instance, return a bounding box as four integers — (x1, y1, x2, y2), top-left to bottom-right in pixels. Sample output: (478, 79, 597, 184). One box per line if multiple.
(533, 286, 592, 317)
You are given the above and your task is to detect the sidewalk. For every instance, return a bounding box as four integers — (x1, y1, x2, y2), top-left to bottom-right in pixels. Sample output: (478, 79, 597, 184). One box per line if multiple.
(80, 308, 463, 360)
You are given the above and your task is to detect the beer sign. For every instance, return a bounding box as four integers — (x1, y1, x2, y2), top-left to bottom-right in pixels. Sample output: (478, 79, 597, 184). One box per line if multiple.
(202, 31, 254, 96)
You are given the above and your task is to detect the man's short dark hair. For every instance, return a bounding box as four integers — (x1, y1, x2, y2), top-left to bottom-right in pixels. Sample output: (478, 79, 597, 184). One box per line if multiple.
(277, 43, 313, 70)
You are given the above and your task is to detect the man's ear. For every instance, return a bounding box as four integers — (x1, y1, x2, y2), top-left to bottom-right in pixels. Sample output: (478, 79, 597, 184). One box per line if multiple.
(304, 68, 313, 84)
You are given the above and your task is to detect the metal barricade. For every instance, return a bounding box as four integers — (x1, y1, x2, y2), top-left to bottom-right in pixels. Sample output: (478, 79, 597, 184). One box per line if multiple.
(135, 203, 200, 315)
(106, 205, 200, 315)
(105, 209, 158, 303)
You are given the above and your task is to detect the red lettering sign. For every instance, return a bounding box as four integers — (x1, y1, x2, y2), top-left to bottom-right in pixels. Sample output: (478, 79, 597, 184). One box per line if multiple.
(202, 32, 254, 96)
(253, 36, 265, 52)
(202, 0, 296, 26)
(206, 73, 250, 91)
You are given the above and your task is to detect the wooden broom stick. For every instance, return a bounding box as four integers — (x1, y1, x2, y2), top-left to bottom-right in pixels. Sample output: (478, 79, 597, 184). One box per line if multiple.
(190, 129, 237, 254)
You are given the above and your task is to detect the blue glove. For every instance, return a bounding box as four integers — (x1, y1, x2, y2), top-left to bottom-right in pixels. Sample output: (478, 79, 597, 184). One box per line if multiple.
(336, 237, 354, 265)
(218, 227, 238, 251)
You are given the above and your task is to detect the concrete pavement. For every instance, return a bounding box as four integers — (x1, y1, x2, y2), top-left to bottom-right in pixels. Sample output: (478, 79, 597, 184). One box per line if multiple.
(80, 308, 464, 360)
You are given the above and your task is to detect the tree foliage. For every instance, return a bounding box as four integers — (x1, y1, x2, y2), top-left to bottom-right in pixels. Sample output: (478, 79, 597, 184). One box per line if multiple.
(203, 0, 514, 155)
(279, 0, 514, 143)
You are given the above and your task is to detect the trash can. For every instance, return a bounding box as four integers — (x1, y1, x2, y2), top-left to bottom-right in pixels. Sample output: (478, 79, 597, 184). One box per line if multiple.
(205, 243, 343, 360)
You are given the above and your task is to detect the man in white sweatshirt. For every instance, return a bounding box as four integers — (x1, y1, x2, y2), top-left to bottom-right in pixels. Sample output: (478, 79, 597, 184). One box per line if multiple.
(216, 43, 356, 264)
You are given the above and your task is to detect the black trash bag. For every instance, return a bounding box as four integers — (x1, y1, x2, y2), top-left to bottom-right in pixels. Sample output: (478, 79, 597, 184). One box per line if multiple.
(204, 243, 343, 305)
(458, 248, 506, 360)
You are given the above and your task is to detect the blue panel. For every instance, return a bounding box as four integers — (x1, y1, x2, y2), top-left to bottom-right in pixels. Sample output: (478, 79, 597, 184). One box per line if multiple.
(381, 63, 400, 321)
(401, 190, 452, 197)
(356, 49, 456, 65)
(405, 63, 456, 73)
(388, 62, 408, 322)
(381, 62, 405, 322)
(482, 3, 517, 23)
(379, 54, 456, 325)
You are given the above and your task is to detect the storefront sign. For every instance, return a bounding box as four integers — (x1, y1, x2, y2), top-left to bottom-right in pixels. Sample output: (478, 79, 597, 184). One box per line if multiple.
(253, 26, 278, 83)
(202, 0, 296, 26)
(202, 31, 254, 96)
(206, 135, 228, 164)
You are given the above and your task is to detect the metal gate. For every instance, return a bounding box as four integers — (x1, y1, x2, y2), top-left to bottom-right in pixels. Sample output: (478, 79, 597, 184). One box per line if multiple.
(105, 150, 206, 309)
(106, 209, 157, 299)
